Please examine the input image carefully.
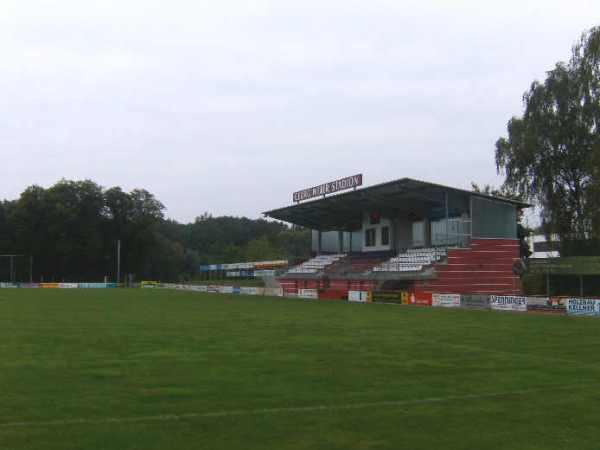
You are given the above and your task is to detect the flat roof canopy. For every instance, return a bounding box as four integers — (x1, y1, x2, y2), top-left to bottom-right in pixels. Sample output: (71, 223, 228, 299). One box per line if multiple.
(263, 178, 529, 231)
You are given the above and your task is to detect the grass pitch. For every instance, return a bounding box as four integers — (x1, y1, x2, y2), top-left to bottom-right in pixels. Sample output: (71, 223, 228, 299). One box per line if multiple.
(1, 289, 599, 450)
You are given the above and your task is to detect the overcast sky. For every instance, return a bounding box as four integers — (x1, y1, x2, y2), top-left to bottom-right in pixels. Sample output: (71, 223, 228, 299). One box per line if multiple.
(1, 0, 598, 223)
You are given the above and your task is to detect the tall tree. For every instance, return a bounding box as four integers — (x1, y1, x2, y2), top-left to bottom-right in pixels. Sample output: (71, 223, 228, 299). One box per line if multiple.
(495, 26, 600, 244)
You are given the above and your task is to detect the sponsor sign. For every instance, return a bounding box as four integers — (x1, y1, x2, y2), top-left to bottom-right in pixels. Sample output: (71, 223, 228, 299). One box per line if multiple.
(298, 289, 319, 299)
(526, 297, 550, 307)
(490, 295, 527, 312)
(372, 291, 402, 304)
(240, 287, 265, 296)
(566, 298, 600, 316)
(59, 283, 78, 289)
(39, 283, 59, 289)
(293, 174, 363, 203)
(348, 291, 371, 303)
(410, 292, 432, 306)
(0, 282, 19, 288)
(218, 285, 234, 294)
(432, 293, 461, 308)
(462, 294, 490, 308)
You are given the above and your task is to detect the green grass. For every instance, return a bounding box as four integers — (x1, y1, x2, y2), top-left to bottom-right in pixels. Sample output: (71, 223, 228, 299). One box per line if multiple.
(0, 289, 599, 450)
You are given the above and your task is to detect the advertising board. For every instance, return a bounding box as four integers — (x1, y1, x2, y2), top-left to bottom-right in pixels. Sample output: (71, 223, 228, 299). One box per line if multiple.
(298, 289, 319, 299)
(410, 292, 432, 306)
(566, 298, 600, 316)
(348, 291, 371, 302)
(432, 293, 461, 308)
(490, 295, 527, 312)
(372, 291, 402, 304)
(187, 285, 207, 292)
(240, 287, 266, 296)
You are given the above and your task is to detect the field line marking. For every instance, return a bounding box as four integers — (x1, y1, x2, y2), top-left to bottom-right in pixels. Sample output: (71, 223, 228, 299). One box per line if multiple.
(0, 384, 588, 429)
(415, 336, 600, 371)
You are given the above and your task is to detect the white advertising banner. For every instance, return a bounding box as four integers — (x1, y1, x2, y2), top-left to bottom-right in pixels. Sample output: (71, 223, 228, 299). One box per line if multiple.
(490, 295, 528, 312)
(218, 285, 234, 294)
(432, 293, 461, 308)
(58, 283, 78, 289)
(298, 289, 318, 299)
(188, 285, 208, 292)
(348, 291, 369, 302)
(566, 298, 600, 316)
(240, 287, 266, 296)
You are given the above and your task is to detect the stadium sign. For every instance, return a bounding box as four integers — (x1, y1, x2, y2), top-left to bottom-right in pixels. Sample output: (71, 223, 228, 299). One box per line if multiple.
(293, 174, 363, 203)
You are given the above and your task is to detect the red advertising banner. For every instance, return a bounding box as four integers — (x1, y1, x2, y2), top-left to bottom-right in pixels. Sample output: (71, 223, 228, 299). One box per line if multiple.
(410, 292, 432, 306)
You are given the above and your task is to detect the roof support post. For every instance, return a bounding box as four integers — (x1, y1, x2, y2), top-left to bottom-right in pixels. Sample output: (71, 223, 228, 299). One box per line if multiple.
(445, 191, 449, 246)
(317, 230, 322, 255)
(338, 231, 344, 253)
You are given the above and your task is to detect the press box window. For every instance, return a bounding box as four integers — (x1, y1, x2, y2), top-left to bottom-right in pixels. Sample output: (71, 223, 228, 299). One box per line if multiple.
(365, 228, 376, 247)
(381, 226, 390, 246)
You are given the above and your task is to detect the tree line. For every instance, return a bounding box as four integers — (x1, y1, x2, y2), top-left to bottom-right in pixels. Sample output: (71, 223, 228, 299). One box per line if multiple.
(0, 179, 310, 282)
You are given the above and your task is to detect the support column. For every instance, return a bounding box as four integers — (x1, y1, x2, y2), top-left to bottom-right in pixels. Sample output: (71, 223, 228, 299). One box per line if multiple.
(317, 230, 322, 255)
(338, 231, 344, 253)
(580, 275, 584, 297)
(444, 191, 449, 246)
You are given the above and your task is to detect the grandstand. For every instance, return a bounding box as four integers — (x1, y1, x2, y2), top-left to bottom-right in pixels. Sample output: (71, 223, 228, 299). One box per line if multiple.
(264, 177, 528, 297)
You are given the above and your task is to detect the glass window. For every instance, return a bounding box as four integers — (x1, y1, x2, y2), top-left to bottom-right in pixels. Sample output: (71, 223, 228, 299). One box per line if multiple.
(381, 226, 390, 246)
(365, 228, 376, 247)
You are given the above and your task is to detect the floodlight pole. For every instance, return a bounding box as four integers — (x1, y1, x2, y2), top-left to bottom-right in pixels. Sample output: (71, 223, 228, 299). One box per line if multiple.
(117, 240, 121, 285)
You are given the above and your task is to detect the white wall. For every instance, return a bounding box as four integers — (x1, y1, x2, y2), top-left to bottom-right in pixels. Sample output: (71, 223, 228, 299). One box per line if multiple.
(361, 213, 393, 252)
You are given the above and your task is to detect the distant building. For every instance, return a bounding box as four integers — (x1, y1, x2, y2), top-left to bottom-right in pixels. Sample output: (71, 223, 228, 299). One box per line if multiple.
(527, 233, 560, 259)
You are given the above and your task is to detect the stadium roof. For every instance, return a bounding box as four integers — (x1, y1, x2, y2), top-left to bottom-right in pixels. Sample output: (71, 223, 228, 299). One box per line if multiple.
(263, 177, 530, 231)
